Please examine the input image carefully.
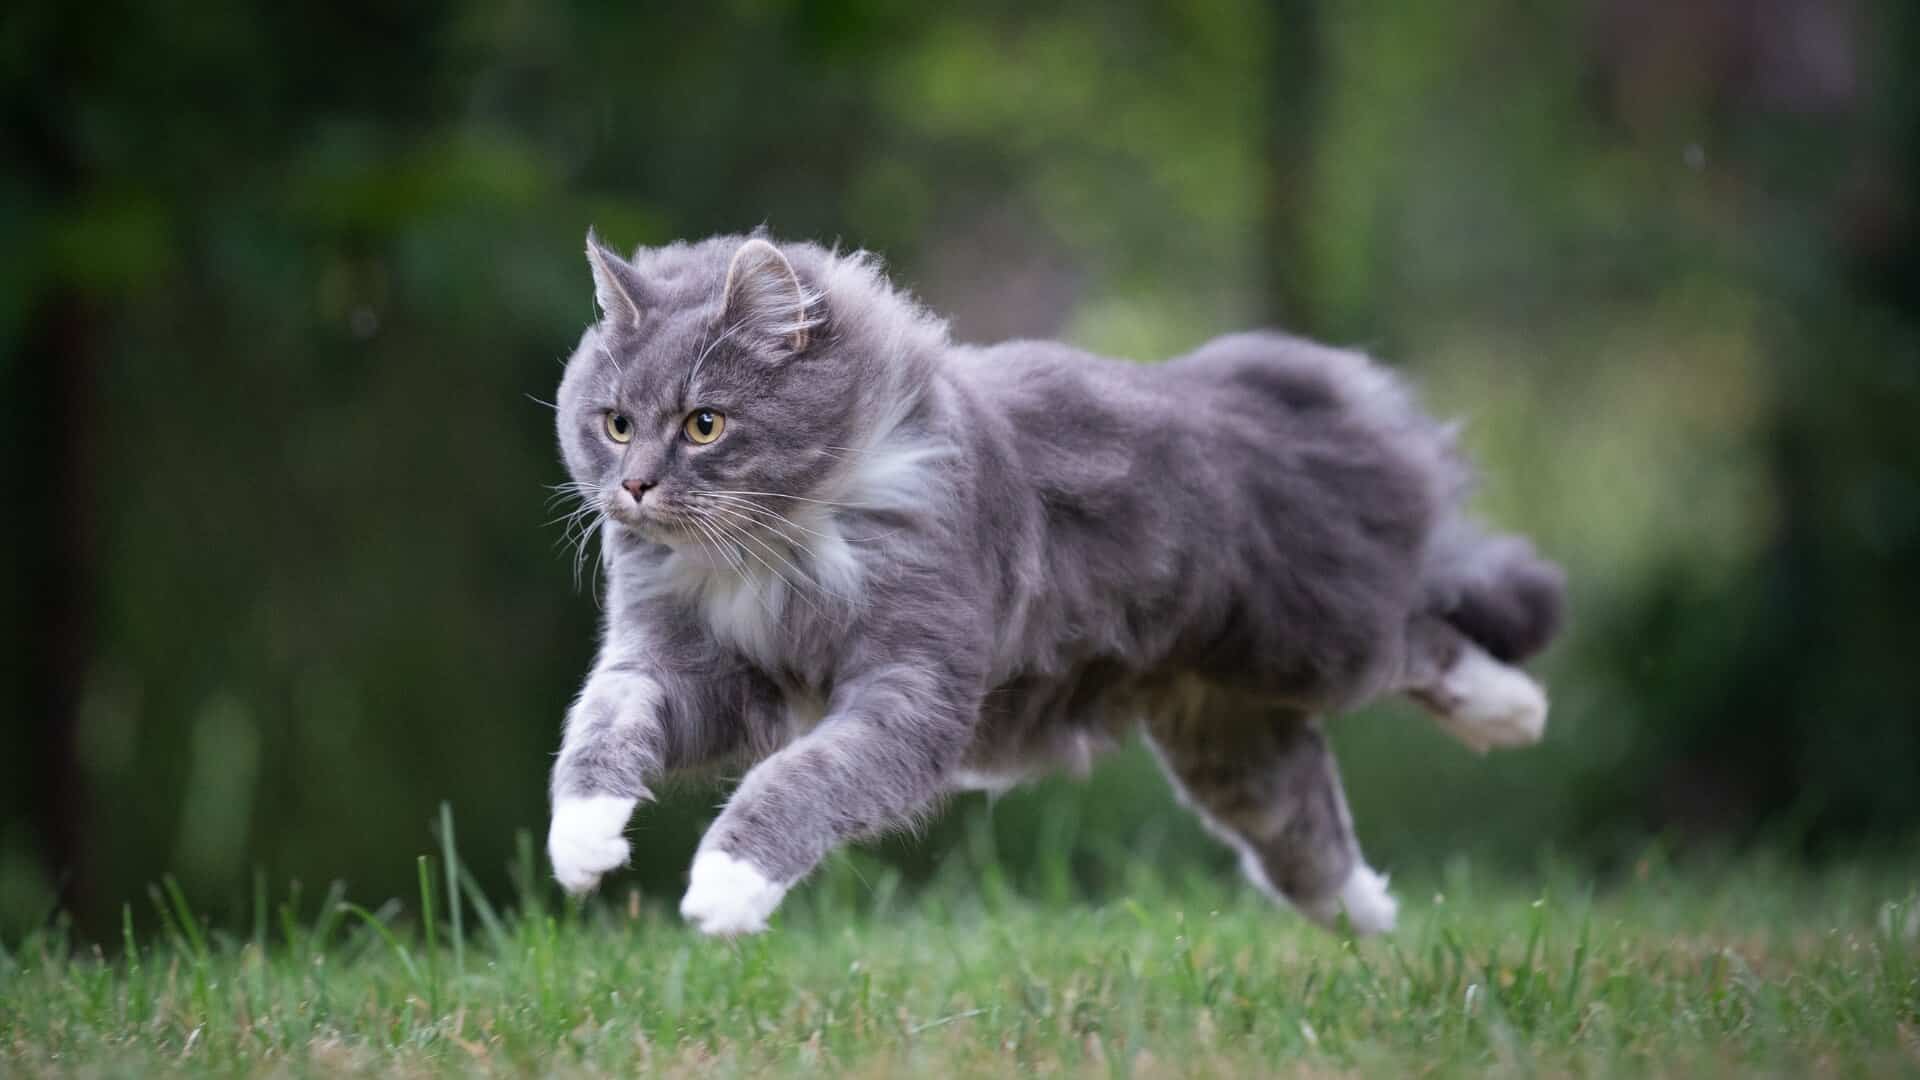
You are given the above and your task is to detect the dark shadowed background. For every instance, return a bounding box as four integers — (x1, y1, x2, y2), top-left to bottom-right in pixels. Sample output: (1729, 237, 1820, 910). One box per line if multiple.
(5, 1, 1918, 938)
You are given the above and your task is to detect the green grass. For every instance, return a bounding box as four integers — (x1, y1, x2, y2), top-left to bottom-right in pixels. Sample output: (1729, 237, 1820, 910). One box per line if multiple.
(2, 813, 1916, 1076)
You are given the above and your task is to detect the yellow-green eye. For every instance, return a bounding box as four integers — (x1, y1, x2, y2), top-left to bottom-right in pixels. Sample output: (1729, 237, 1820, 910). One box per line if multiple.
(605, 412, 634, 443)
(683, 408, 725, 445)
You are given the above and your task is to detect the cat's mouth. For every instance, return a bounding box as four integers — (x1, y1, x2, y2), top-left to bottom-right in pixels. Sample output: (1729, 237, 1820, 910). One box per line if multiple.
(608, 498, 700, 546)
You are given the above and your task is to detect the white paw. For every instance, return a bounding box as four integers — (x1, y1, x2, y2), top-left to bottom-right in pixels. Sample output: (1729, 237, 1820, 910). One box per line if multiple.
(1301, 864, 1399, 935)
(547, 795, 637, 894)
(1333, 864, 1400, 934)
(1437, 647, 1548, 753)
(679, 850, 788, 936)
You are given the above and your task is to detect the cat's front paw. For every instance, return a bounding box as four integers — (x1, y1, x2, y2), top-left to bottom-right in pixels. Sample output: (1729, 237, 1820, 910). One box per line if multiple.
(679, 850, 788, 936)
(548, 795, 638, 894)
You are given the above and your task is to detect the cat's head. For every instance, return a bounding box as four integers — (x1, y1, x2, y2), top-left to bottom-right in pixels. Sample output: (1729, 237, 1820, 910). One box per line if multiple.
(555, 231, 944, 550)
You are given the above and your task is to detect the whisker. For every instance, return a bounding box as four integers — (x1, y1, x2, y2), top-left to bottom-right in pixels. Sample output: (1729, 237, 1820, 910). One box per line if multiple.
(699, 503, 849, 612)
(699, 502, 832, 581)
(681, 511, 785, 624)
(570, 517, 593, 591)
(544, 501, 599, 533)
(814, 448, 871, 466)
(692, 504, 806, 582)
(698, 489, 876, 510)
(693, 491, 892, 544)
(553, 518, 593, 558)
(569, 522, 590, 590)
(694, 499, 808, 559)
(544, 480, 601, 514)
(679, 514, 727, 578)
(684, 513, 743, 580)
(691, 505, 831, 618)
(677, 507, 740, 574)
(686, 508, 807, 611)
(692, 493, 838, 544)
(540, 480, 610, 595)
(571, 509, 607, 597)
(589, 524, 609, 609)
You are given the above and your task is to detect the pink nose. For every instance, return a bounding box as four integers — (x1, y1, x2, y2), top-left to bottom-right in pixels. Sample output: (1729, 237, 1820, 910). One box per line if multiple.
(623, 479, 654, 500)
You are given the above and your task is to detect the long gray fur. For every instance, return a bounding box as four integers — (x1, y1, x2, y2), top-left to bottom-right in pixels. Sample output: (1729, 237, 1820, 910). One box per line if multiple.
(547, 230, 1565, 930)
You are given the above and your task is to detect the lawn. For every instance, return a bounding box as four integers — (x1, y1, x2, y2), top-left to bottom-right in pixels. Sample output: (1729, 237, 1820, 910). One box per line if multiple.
(3, 811, 1916, 1076)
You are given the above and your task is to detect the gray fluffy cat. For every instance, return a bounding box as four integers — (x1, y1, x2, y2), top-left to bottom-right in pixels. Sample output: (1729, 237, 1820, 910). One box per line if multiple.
(547, 231, 1564, 936)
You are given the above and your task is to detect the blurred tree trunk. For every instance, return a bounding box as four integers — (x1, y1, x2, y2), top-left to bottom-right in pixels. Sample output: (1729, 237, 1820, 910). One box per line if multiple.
(22, 295, 93, 911)
(9, 98, 95, 917)
(1262, 0, 1323, 335)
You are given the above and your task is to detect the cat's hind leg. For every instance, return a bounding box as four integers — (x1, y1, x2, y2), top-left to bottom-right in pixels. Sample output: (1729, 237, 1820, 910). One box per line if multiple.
(1401, 617, 1548, 754)
(1145, 698, 1397, 935)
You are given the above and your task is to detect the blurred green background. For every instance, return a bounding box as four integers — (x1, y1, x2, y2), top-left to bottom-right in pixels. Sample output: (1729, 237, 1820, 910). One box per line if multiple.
(5, 1, 1918, 938)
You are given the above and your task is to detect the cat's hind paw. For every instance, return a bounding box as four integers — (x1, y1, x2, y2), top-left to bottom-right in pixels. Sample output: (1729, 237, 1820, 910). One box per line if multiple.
(548, 795, 637, 894)
(1432, 647, 1548, 754)
(680, 850, 788, 936)
(1299, 864, 1399, 936)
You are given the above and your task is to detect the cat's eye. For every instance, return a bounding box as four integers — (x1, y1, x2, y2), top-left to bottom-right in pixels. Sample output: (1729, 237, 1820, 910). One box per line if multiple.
(605, 412, 634, 444)
(683, 408, 725, 445)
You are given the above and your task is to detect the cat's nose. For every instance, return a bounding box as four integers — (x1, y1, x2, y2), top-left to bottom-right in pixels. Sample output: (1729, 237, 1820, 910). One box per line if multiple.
(623, 478, 655, 501)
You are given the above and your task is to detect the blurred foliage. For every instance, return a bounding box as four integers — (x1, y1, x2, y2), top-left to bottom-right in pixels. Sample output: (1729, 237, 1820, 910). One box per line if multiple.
(3, 0, 1917, 938)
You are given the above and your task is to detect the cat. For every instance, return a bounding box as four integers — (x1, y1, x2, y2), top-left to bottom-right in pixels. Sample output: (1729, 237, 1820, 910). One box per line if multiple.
(546, 230, 1564, 936)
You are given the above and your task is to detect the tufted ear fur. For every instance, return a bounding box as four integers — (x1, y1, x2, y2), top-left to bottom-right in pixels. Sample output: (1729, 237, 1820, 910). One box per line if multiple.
(723, 238, 813, 354)
(585, 228, 650, 331)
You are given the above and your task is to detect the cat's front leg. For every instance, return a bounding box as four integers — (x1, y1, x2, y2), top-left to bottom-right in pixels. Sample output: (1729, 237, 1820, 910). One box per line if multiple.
(679, 664, 975, 935)
(547, 668, 670, 895)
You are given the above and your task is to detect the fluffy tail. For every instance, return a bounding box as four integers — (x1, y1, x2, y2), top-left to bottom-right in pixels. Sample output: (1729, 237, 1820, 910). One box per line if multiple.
(1424, 522, 1566, 664)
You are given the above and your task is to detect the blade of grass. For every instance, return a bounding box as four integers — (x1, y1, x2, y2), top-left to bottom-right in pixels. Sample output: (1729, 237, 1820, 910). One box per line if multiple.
(251, 867, 268, 953)
(121, 903, 147, 1022)
(1516, 897, 1545, 1005)
(338, 898, 404, 966)
(278, 879, 305, 959)
(336, 902, 422, 986)
(146, 883, 188, 957)
(1563, 905, 1592, 1019)
(513, 828, 546, 921)
(160, 874, 209, 962)
(157, 876, 214, 1022)
(455, 863, 509, 954)
(438, 802, 466, 984)
(120, 903, 139, 974)
(417, 855, 441, 1017)
(310, 881, 349, 954)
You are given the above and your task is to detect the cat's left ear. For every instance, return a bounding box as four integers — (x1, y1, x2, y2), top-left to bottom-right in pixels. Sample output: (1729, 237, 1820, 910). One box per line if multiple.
(723, 238, 814, 355)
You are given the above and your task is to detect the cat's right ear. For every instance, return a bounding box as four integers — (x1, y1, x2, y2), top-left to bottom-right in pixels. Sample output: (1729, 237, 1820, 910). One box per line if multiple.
(585, 228, 650, 332)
